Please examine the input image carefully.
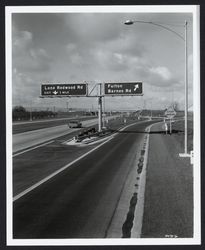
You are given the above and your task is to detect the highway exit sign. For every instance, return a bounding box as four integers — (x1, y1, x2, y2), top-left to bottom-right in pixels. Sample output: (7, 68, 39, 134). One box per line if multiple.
(41, 83, 87, 97)
(104, 82, 143, 96)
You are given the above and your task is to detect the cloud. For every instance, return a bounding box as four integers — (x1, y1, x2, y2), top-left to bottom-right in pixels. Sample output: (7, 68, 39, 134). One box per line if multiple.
(63, 13, 124, 44)
(13, 29, 32, 50)
(149, 66, 172, 81)
(13, 25, 51, 73)
(11, 12, 193, 110)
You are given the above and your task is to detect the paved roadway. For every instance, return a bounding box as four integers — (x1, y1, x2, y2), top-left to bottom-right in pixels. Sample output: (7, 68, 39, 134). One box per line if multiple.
(13, 116, 97, 134)
(13, 117, 114, 153)
(13, 120, 155, 239)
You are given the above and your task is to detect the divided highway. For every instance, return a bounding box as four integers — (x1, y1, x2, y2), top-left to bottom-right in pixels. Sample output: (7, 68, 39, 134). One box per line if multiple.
(13, 120, 156, 238)
(13, 116, 114, 153)
(13, 116, 97, 134)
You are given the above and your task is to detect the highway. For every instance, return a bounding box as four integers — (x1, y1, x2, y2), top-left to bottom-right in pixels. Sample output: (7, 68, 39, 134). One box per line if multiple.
(12, 116, 97, 134)
(13, 117, 114, 153)
(13, 120, 155, 239)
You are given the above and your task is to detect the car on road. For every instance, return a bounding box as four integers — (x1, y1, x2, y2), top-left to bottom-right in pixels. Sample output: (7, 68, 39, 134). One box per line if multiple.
(68, 120, 82, 128)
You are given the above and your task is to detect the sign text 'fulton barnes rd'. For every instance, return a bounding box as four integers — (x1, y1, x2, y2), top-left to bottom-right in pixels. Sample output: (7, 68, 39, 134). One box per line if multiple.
(41, 84, 87, 96)
(104, 82, 143, 95)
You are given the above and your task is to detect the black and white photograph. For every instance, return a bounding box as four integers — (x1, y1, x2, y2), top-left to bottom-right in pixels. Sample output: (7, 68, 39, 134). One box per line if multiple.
(5, 5, 200, 246)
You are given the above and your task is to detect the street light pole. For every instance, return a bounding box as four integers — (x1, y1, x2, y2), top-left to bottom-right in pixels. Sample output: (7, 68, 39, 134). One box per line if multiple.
(184, 20, 188, 155)
(124, 19, 189, 156)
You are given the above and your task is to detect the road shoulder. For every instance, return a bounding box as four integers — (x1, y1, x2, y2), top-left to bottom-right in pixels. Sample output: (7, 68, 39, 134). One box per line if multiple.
(141, 122, 193, 238)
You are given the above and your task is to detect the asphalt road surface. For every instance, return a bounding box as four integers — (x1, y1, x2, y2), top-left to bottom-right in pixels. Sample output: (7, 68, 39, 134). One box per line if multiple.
(13, 116, 97, 134)
(13, 120, 155, 239)
(12, 117, 115, 153)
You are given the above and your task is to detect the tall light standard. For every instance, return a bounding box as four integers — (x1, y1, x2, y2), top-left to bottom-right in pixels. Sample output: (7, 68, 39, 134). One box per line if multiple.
(124, 20, 189, 156)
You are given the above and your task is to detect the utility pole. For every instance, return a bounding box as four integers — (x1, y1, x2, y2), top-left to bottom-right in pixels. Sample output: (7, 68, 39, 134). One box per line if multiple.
(29, 106, 32, 121)
(30, 102, 32, 121)
(66, 101, 69, 113)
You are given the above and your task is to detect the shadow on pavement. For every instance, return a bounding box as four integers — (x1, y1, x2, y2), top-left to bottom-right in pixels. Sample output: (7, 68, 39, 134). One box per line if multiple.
(149, 129, 184, 134)
(110, 129, 184, 135)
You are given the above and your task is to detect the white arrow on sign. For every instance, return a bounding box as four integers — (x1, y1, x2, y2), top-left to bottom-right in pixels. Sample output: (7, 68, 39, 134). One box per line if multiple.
(134, 84, 139, 91)
(53, 90, 58, 95)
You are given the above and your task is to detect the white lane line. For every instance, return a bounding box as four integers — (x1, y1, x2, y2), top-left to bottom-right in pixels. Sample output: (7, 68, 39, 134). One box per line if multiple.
(13, 140, 54, 157)
(132, 121, 165, 237)
(13, 121, 151, 202)
(13, 136, 114, 202)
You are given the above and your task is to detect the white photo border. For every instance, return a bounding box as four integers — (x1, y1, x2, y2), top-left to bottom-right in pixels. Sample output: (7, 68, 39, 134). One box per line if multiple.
(6, 5, 201, 246)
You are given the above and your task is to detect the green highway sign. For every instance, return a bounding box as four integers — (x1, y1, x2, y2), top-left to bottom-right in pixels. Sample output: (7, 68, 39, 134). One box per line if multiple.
(41, 83, 87, 97)
(104, 82, 143, 96)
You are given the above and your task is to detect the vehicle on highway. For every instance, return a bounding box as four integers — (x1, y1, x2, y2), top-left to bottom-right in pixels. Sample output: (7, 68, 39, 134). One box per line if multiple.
(68, 120, 82, 128)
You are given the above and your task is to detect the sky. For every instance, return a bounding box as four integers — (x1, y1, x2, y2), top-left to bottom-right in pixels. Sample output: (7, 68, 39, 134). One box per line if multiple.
(11, 8, 193, 111)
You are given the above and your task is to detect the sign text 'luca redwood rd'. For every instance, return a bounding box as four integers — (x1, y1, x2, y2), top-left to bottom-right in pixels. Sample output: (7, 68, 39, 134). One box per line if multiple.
(41, 83, 87, 97)
(104, 82, 143, 96)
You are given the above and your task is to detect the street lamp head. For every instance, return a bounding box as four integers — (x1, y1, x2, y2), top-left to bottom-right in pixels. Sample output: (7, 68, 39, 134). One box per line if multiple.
(124, 20, 134, 25)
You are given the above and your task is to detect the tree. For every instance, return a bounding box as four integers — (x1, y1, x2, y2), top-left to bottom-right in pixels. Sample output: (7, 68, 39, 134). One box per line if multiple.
(13, 106, 26, 113)
(12, 106, 28, 120)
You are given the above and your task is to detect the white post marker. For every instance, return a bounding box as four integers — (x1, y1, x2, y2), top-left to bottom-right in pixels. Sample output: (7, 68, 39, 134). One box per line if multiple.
(165, 107, 176, 135)
(190, 150, 194, 165)
(165, 122, 168, 135)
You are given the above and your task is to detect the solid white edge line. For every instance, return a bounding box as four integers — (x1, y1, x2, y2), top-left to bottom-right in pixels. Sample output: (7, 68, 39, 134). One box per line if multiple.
(13, 122, 143, 202)
(13, 136, 114, 202)
(13, 140, 54, 157)
(132, 121, 166, 237)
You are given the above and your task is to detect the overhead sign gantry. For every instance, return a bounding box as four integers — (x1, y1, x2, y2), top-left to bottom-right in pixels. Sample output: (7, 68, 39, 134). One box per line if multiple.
(40, 82, 143, 132)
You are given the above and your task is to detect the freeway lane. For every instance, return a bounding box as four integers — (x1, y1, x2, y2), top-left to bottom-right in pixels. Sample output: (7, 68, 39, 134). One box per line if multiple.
(13, 120, 155, 239)
(13, 116, 97, 134)
(13, 117, 113, 153)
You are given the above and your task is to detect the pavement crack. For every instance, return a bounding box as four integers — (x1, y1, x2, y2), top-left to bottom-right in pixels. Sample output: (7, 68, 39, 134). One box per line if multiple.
(121, 133, 148, 238)
(122, 192, 138, 238)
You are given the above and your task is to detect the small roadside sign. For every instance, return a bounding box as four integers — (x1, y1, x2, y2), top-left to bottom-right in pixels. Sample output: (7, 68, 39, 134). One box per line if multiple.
(165, 107, 176, 119)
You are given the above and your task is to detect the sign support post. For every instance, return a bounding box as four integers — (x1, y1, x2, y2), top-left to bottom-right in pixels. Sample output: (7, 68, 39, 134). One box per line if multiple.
(40, 81, 143, 134)
(98, 83, 102, 132)
(165, 107, 176, 135)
